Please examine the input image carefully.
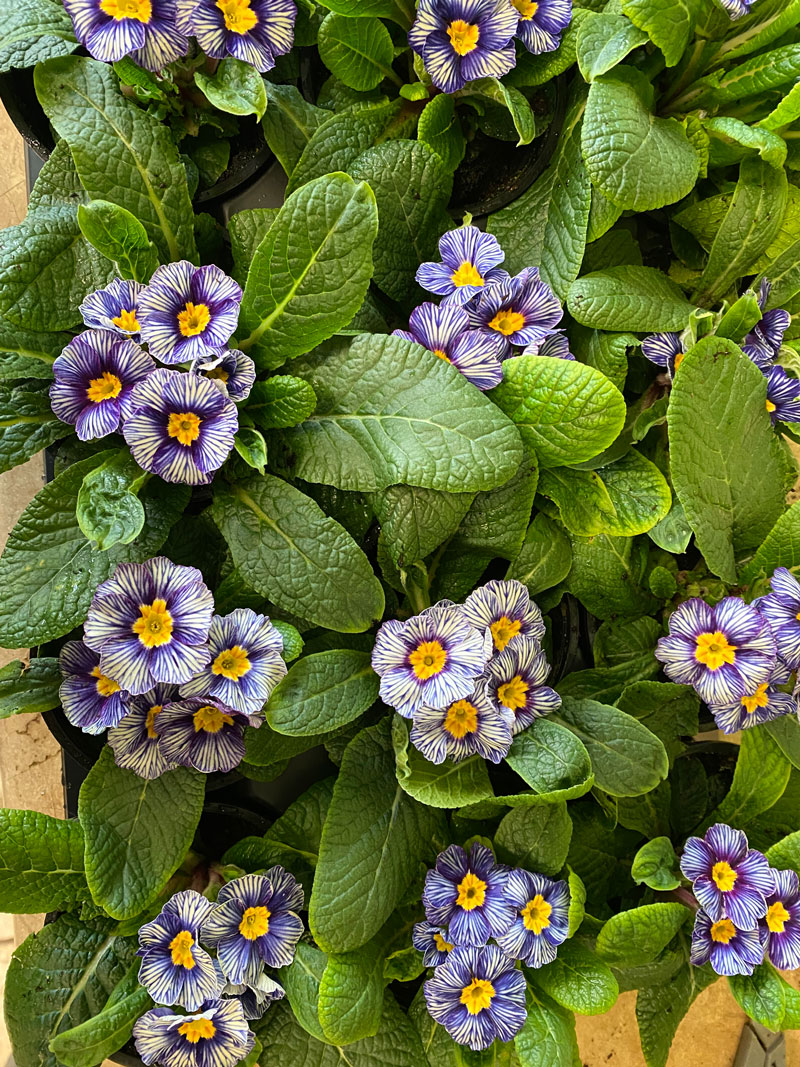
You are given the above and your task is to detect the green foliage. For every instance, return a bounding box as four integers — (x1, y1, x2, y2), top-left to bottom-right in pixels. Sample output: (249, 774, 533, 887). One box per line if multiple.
(266, 650, 379, 735)
(195, 57, 267, 119)
(76, 200, 159, 282)
(318, 13, 397, 91)
(0, 809, 87, 913)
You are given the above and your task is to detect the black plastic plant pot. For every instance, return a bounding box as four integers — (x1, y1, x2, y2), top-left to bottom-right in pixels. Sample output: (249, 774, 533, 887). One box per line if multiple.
(0, 67, 54, 159)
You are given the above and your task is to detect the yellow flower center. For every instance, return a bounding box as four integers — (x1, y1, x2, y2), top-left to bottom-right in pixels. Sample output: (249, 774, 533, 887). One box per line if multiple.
(711, 861, 738, 892)
(460, 978, 495, 1015)
(512, 0, 538, 16)
(673, 352, 685, 372)
(444, 699, 479, 739)
(766, 900, 791, 934)
(99, 0, 151, 21)
(145, 704, 162, 739)
(86, 371, 123, 403)
(451, 261, 484, 288)
(710, 919, 737, 944)
(111, 308, 140, 332)
(239, 905, 271, 940)
(212, 645, 252, 681)
(216, 0, 258, 33)
(456, 871, 486, 911)
(132, 599, 174, 648)
(178, 1018, 216, 1043)
(497, 673, 529, 712)
(521, 893, 552, 934)
(741, 683, 770, 715)
(207, 366, 230, 383)
(694, 631, 736, 670)
(434, 932, 454, 953)
(409, 640, 447, 680)
(490, 615, 521, 652)
(433, 348, 451, 362)
(90, 665, 120, 697)
(169, 929, 196, 969)
(193, 704, 234, 733)
(766, 399, 777, 413)
(167, 411, 202, 446)
(489, 309, 525, 336)
(447, 19, 480, 55)
(177, 301, 211, 337)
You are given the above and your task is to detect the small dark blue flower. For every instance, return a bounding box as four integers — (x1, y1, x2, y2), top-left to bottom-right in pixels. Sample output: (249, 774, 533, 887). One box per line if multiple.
(495, 868, 570, 968)
(80, 279, 146, 338)
(690, 910, 764, 976)
(764, 365, 800, 424)
(177, 0, 296, 72)
(521, 331, 575, 360)
(410, 684, 515, 765)
(680, 824, 774, 929)
(468, 268, 563, 357)
(462, 578, 546, 653)
(759, 868, 800, 971)
(707, 660, 796, 735)
(484, 634, 560, 735)
(137, 890, 222, 1011)
(222, 972, 285, 1021)
(63, 0, 188, 71)
(157, 697, 252, 774)
(641, 331, 685, 378)
(423, 843, 514, 947)
(198, 349, 256, 402)
(107, 683, 179, 779)
(133, 1000, 254, 1067)
(413, 920, 456, 968)
(511, 0, 571, 54)
(58, 640, 129, 735)
(416, 226, 507, 305)
(408, 0, 518, 94)
(758, 568, 800, 671)
(743, 280, 790, 367)
(393, 302, 503, 391)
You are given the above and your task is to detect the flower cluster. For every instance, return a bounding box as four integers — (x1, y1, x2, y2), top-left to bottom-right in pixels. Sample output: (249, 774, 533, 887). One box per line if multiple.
(397, 225, 568, 391)
(371, 579, 560, 764)
(50, 264, 253, 485)
(63, 0, 295, 73)
(417, 843, 569, 1050)
(409, 0, 572, 94)
(655, 571, 800, 734)
(682, 824, 800, 977)
(643, 280, 799, 424)
(59, 556, 287, 776)
(134, 872, 302, 1067)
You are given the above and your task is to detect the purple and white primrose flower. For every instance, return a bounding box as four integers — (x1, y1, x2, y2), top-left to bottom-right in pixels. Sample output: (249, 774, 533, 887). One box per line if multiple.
(756, 567, 800, 671)
(133, 999, 254, 1067)
(408, 0, 518, 94)
(462, 578, 546, 653)
(198, 349, 256, 402)
(690, 910, 764, 976)
(413, 921, 456, 968)
(511, 0, 571, 54)
(521, 330, 575, 360)
(393, 302, 503, 391)
(759, 869, 800, 972)
(495, 868, 570, 969)
(222, 972, 285, 1021)
(680, 824, 774, 929)
(424, 944, 527, 1051)
(423, 843, 514, 947)
(157, 697, 252, 774)
(707, 660, 796, 735)
(107, 683, 178, 779)
(50, 329, 154, 441)
(123, 368, 238, 485)
(654, 597, 777, 706)
(177, 0, 295, 72)
(62, 0, 188, 71)
(179, 608, 286, 714)
(410, 683, 515, 765)
(484, 634, 561, 736)
(743, 279, 791, 367)
(58, 640, 129, 735)
(416, 226, 507, 305)
(764, 365, 800, 423)
(79, 279, 146, 338)
(469, 267, 563, 358)
(138, 262, 242, 364)
(138, 890, 222, 1011)
(641, 331, 685, 378)
(715, 0, 753, 18)
(201, 870, 304, 984)
(371, 602, 491, 718)
(83, 556, 213, 696)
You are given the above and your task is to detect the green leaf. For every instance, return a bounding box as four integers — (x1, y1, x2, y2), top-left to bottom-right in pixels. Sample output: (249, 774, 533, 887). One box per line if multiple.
(704, 42, 800, 106)
(704, 727, 790, 830)
(557, 697, 669, 798)
(418, 94, 466, 172)
(515, 989, 580, 1067)
(267, 650, 378, 736)
(35, 56, 196, 262)
(596, 904, 690, 968)
(238, 173, 378, 370)
(262, 83, 327, 178)
(5, 915, 135, 1067)
(371, 484, 474, 568)
(0, 809, 87, 913)
(314, 0, 413, 26)
(0, 379, 65, 474)
(466, 78, 536, 146)
(78, 747, 205, 920)
(234, 427, 268, 473)
(577, 13, 648, 80)
(0, 658, 61, 719)
(0, 315, 66, 379)
(48, 987, 152, 1067)
(349, 140, 452, 303)
(392, 716, 494, 809)
(715, 291, 762, 343)
(693, 157, 787, 307)
(488, 90, 590, 299)
(491, 355, 625, 470)
(76, 199, 159, 283)
(621, 0, 701, 66)
(228, 208, 279, 285)
(212, 475, 383, 633)
(570, 326, 635, 392)
(495, 803, 572, 877)
(631, 837, 681, 892)
(582, 68, 699, 211)
(0, 0, 77, 72)
(568, 266, 694, 332)
(728, 965, 785, 1030)
(506, 513, 573, 596)
(309, 719, 441, 952)
(741, 501, 800, 583)
(506, 10, 587, 88)
(277, 333, 522, 492)
(704, 116, 787, 169)
(76, 451, 147, 550)
(318, 940, 385, 1044)
(246, 376, 317, 430)
(635, 962, 717, 1067)
(195, 57, 267, 119)
(318, 13, 396, 90)
(279, 942, 328, 1043)
(593, 616, 661, 673)
(564, 533, 657, 619)
(766, 830, 800, 875)
(616, 681, 699, 766)
(668, 337, 788, 583)
(530, 939, 619, 1016)
(504, 718, 594, 804)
